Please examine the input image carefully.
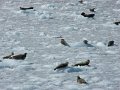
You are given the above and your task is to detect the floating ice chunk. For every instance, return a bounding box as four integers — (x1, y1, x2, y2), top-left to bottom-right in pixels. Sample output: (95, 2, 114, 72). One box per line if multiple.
(20, 9, 35, 15)
(80, 66, 97, 71)
(37, 11, 54, 19)
(90, 77, 100, 83)
(106, 51, 118, 54)
(0, 60, 20, 69)
(96, 42, 106, 47)
(61, 26, 79, 31)
(84, 43, 94, 47)
(113, 9, 120, 12)
(65, 67, 82, 73)
(16, 65, 35, 71)
(39, 32, 46, 36)
(92, 88, 104, 90)
(11, 46, 26, 53)
(41, 4, 58, 9)
(116, 0, 120, 4)
(5, 31, 17, 36)
(54, 67, 82, 73)
(96, 80, 110, 86)
(65, 84, 80, 90)
(70, 42, 94, 48)
(66, 3, 78, 6)
(21, 85, 38, 90)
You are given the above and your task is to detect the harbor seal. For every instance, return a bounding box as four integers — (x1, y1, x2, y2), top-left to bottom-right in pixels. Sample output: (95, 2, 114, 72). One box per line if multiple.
(81, 12, 95, 18)
(77, 76, 88, 84)
(61, 39, 70, 47)
(54, 62, 69, 70)
(9, 53, 27, 60)
(20, 7, 34, 10)
(108, 41, 114, 47)
(73, 60, 90, 66)
(114, 21, 120, 25)
(79, 0, 83, 4)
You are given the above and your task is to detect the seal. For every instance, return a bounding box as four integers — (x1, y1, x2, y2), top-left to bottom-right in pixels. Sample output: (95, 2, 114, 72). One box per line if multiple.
(83, 40, 88, 44)
(83, 40, 94, 47)
(108, 41, 114, 47)
(114, 21, 120, 25)
(81, 12, 95, 18)
(79, 0, 83, 4)
(20, 7, 34, 10)
(3, 52, 14, 59)
(54, 62, 69, 70)
(61, 39, 70, 47)
(73, 60, 90, 66)
(9, 53, 27, 60)
(77, 76, 88, 84)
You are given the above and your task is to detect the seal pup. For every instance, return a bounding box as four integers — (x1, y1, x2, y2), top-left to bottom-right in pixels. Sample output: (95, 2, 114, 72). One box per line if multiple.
(3, 52, 14, 59)
(114, 21, 120, 25)
(20, 7, 34, 10)
(61, 39, 70, 47)
(89, 8, 95, 12)
(9, 53, 27, 60)
(108, 41, 114, 47)
(73, 60, 90, 66)
(77, 76, 88, 84)
(54, 62, 69, 70)
(81, 12, 95, 18)
(79, 0, 83, 4)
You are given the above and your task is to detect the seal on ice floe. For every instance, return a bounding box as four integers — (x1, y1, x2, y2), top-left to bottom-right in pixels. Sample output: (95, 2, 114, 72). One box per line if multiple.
(114, 21, 120, 25)
(73, 60, 90, 66)
(20, 7, 34, 10)
(77, 76, 88, 84)
(81, 12, 95, 18)
(108, 41, 114, 47)
(79, 0, 83, 4)
(54, 62, 69, 70)
(83, 40, 88, 44)
(9, 53, 27, 60)
(3, 52, 14, 59)
(83, 40, 94, 47)
(61, 39, 70, 47)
